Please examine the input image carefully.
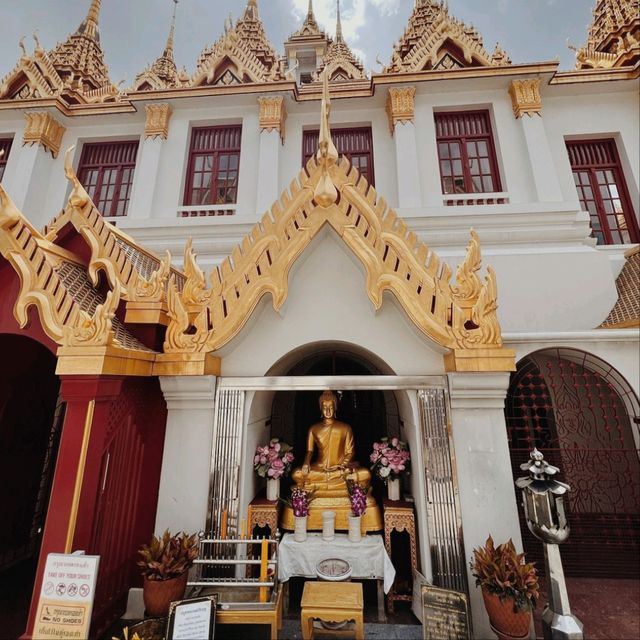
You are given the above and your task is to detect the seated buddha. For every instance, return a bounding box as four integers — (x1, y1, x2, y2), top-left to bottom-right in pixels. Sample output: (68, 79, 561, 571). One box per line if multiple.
(281, 390, 382, 532)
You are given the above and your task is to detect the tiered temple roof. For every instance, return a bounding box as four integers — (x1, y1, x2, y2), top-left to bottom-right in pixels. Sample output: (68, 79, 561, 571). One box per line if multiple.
(316, 1, 367, 82)
(384, 0, 511, 73)
(191, 0, 283, 86)
(0, 0, 119, 104)
(573, 0, 639, 69)
(132, 0, 189, 91)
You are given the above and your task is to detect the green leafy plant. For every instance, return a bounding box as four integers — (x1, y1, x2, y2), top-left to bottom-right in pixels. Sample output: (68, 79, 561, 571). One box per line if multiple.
(137, 530, 199, 581)
(470, 536, 539, 612)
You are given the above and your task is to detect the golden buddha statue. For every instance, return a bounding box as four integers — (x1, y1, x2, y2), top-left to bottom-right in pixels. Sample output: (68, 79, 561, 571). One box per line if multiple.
(280, 390, 383, 532)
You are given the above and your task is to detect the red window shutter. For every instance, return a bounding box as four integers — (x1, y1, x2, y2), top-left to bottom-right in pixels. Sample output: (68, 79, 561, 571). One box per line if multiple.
(302, 127, 375, 186)
(566, 139, 638, 245)
(184, 126, 242, 207)
(77, 140, 139, 217)
(434, 111, 501, 195)
(0, 137, 13, 182)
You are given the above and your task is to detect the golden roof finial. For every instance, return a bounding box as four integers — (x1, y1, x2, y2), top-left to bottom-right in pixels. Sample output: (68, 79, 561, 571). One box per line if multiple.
(79, 0, 102, 41)
(314, 69, 338, 207)
(244, 0, 259, 20)
(165, 0, 178, 58)
(336, 0, 344, 43)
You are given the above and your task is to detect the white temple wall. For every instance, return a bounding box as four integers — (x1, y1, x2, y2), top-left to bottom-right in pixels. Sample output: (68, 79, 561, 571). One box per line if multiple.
(216, 228, 447, 377)
(544, 88, 640, 210)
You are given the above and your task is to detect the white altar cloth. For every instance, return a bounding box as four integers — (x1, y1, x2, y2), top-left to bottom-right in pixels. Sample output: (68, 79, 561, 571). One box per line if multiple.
(278, 533, 396, 593)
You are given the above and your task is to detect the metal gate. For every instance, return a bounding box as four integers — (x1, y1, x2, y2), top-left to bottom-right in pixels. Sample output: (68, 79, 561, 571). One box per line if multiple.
(505, 349, 640, 577)
(418, 388, 467, 593)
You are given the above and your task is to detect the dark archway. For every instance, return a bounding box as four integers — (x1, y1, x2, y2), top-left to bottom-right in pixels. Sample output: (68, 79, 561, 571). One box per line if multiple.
(0, 334, 63, 636)
(270, 348, 401, 500)
(505, 348, 640, 578)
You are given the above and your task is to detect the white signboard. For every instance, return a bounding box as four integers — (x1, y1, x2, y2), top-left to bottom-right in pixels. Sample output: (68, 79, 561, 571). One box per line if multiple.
(167, 596, 216, 640)
(34, 553, 99, 640)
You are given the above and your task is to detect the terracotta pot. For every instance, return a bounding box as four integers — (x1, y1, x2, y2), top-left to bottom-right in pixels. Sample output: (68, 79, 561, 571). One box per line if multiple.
(143, 572, 188, 617)
(481, 588, 531, 640)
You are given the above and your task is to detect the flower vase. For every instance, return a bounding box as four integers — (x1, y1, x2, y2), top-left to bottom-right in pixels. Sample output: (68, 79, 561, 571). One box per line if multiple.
(348, 515, 362, 543)
(387, 477, 401, 501)
(266, 477, 280, 501)
(294, 515, 308, 542)
(322, 511, 336, 541)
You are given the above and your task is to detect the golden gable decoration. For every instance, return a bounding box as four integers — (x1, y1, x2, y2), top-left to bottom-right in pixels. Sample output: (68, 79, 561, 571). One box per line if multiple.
(0, 0, 120, 105)
(145, 104, 173, 139)
(157, 70, 515, 375)
(572, 0, 639, 69)
(384, 0, 512, 73)
(192, 0, 283, 86)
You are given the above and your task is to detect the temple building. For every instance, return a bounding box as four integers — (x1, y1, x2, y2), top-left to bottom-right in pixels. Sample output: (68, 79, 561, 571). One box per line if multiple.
(0, 1, 638, 638)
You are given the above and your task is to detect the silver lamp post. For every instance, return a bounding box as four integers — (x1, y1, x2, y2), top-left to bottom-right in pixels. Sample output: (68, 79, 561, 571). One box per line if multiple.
(515, 449, 584, 640)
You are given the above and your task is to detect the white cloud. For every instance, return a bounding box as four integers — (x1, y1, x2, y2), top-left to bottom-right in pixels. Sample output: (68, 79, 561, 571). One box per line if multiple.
(369, 0, 401, 16)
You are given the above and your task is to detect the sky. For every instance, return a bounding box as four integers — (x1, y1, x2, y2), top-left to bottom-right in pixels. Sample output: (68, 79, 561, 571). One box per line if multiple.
(0, 0, 598, 84)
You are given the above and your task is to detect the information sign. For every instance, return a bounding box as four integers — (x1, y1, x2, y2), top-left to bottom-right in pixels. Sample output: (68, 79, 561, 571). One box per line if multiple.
(167, 596, 217, 640)
(34, 553, 100, 640)
(422, 584, 471, 640)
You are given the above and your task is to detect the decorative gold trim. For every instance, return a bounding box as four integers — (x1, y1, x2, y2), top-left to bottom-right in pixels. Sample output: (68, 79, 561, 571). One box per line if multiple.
(386, 87, 416, 135)
(22, 112, 66, 157)
(56, 346, 157, 376)
(161, 75, 513, 372)
(144, 103, 173, 139)
(258, 96, 286, 143)
(64, 399, 95, 553)
(508, 79, 542, 118)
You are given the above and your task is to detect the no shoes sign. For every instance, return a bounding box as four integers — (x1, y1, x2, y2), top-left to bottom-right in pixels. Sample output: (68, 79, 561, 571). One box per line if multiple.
(34, 553, 100, 640)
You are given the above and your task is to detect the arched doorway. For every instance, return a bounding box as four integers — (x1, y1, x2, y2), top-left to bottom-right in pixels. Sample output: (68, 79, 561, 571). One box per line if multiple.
(0, 334, 63, 636)
(505, 348, 640, 577)
(270, 347, 401, 492)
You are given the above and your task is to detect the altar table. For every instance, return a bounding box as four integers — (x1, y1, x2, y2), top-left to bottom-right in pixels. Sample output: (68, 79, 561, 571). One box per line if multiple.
(278, 533, 396, 623)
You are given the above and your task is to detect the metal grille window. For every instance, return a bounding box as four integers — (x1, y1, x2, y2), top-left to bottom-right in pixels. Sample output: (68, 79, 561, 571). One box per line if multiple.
(566, 139, 638, 245)
(77, 141, 139, 217)
(303, 127, 375, 186)
(0, 137, 13, 182)
(185, 126, 242, 206)
(435, 111, 501, 195)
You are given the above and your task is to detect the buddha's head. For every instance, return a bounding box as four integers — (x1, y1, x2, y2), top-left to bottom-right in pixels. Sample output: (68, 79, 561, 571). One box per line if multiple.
(319, 390, 337, 420)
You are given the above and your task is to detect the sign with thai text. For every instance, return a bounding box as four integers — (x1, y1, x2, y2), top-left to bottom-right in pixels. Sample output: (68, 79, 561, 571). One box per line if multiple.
(422, 584, 470, 640)
(34, 553, 99, 640)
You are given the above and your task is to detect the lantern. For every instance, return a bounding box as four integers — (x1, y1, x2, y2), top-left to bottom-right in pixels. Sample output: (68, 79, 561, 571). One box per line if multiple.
(515, 449, 583, 640)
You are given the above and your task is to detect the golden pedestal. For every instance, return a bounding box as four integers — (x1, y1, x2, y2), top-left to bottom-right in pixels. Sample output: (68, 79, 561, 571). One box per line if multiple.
(280, 493, 382, 531)
(301, 581, 364, 640)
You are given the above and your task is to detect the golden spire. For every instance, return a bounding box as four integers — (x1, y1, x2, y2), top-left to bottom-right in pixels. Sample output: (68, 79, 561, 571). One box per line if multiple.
(164, 0, 178, 58)
(78, 0, 102, 41)
(307, 0, 315, 20)
(336, 0, 344, 43)
(243, 0, 259, 20)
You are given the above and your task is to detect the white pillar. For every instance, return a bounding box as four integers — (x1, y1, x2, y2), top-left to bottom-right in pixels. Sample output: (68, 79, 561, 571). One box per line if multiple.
(6, 142, 55, 225)
(256, 128, 280, 214)
(447, 372, 524, 640)
(394, 121, 422, 208)
(156, 376, 217, 534)
(128, 136, 163, 220)
(520, 116, 563, 202)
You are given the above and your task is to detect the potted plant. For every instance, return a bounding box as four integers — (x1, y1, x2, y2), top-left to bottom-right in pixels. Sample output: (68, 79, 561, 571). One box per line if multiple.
(470, 536, 539, 640)
(369, 437, 411, 500)
(137, 530, 199, 617)
(346, 479, 367, 542)
(254, 438, 295, 501)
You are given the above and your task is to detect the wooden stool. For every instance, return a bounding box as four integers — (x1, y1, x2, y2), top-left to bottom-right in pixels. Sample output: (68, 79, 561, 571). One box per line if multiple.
(300, 581, 364, 640)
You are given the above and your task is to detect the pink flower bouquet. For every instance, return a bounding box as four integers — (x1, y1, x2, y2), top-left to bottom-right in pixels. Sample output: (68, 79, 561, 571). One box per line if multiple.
(253, 438, 294, 479)
(369, 437, 411, 483)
